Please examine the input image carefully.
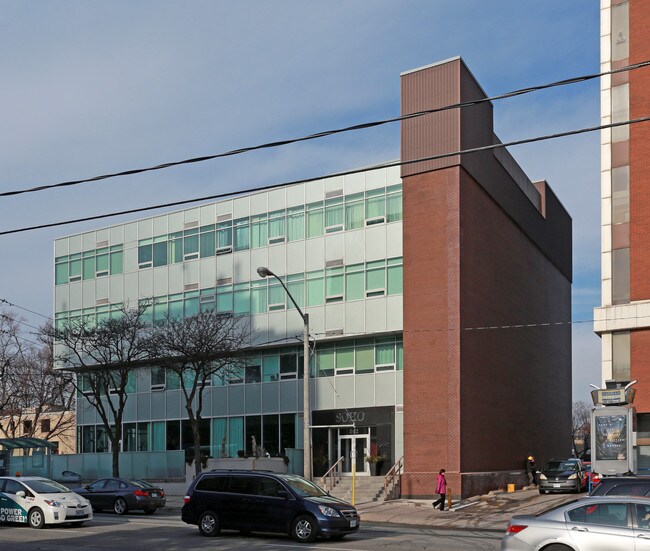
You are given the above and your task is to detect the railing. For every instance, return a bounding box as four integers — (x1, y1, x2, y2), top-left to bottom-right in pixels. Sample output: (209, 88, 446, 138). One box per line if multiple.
(384, 455, 404, 500)
(320, 456, 344, 493)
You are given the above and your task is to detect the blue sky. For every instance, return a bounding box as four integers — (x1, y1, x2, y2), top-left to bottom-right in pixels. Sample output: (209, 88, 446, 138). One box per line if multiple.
(0, 0, 601, 401)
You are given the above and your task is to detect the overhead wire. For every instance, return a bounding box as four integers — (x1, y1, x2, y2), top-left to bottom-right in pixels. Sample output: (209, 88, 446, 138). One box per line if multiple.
(1, 60, 649, 200)
(1, 114, 649, 237)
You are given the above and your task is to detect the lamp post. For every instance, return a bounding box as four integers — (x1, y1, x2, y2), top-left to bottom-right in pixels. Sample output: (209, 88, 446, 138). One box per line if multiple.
(257, 267, 311, 480)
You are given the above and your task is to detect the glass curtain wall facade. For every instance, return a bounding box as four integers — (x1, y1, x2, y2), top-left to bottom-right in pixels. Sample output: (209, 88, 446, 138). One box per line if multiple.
(55, 168, 405, 472)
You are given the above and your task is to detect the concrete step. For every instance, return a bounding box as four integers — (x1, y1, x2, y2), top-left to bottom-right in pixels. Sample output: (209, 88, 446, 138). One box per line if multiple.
(327, 476, 386, 503)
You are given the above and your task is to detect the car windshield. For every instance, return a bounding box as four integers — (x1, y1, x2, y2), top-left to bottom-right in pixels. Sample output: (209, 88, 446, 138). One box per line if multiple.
(280, 475, 328, 497)
(24, 479, 71, 494)
(545, 461, 578, 472)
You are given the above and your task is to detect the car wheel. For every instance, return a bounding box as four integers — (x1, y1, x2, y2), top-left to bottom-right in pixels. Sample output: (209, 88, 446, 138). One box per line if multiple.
(198, 510, 220, 537)
(113, 497, 128, 515)
(143, 507, 156, 515)
(28, 508, 45, 529)
(292, 515, 317, 543)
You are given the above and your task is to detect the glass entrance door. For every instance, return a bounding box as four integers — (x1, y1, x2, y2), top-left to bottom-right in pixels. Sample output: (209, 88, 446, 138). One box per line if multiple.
(339, 433, 370, 475)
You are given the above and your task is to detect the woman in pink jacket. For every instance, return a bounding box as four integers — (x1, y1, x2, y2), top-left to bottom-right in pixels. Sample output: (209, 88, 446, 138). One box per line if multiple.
(432, 468, 447, 510)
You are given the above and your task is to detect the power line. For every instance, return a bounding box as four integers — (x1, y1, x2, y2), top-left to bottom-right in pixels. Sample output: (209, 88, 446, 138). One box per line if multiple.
(2, 60, 649, 200)
(1, 114, 648, 237)
(0, 299, 50, 320)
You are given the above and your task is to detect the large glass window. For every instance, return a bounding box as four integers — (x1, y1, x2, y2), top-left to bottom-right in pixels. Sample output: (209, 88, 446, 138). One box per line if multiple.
(366, 188, 385, 224)
(184, 229, 199, 260)
(251, 214, 268, 249)
(268, 210, 286, 244)
(233, 218, 250, 251)
(612, 331, 631, 382)
(325, 197, 344, 233)
(386, 184, 403, 222)
(325, 266, 344, 302)
(611, 1, 629, 62)
(387, 258, 403, 295)
(280, 354, 297, 379)
(216, 222, 232, 253)
(612, 248, 630, 305)
(287, 207, 305, 241)
(366, 260, 386, 297)
(612, 166, 630, 224)
(355, 342, 375, 374)
(262, 356, 278, 382)
(307, 270, 324, 306)
(153, 238, 168, 267)
(345, 193, 365, 230)
(200, 226, 216, 257)
(317, 347, 335, 377)
(263, 414, 280, 456)
(307, 202, 324, 238)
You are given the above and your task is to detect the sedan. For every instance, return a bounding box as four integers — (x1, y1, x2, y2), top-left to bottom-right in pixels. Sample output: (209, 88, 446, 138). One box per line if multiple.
(502, 496, 650, 550)
(75, 478, 166, 515)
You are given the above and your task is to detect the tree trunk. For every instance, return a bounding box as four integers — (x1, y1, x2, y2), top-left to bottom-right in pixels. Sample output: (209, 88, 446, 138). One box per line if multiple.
(193, 418, 202, 477)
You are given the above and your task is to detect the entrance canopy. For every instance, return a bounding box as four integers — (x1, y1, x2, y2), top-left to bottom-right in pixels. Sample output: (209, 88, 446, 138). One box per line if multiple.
(0, 437, 57, 451)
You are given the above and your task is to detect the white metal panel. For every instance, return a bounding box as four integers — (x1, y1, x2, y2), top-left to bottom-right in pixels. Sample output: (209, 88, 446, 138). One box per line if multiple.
(386, 222, 403, 258)
(216, 199, 233, 217)
(95, 277, 109, 302)
(122, 272, 139, 303)
(138, 218, 153, 240)
(313, 378, 336, 410)
(286, 241, 306, 275)
(54, 238, 68, 257)
(232, 251, 250, 283)
(153, 215, 167, 236)
(153, 266, 169, 297)
(356, 374, 375, 408)
(109, 225, 124, 246)
(324, 175, 344, 194)
(68, 283, 82, 310)
(365, 298, 387, 334)
(184, 208, 200, 225)
(168, 212, 184, 233)
(82, 231, 95, 251)
(200, 257, 217, 286)
(268, 188, 286, 211)
(55, 285, 70, 313)
(250, 248, 270, 280)
(268, 311, 288, 341)
(183, 260, 199, 286)
(345, 301, 365, 336)
(344, 230, 365, 264)
(82, 280, 95, 308)
(139, 270, 154, 299)
(305, 180, 324, 204)
(325, 303, 344, 333)
(366, 168, 386, 190)
(250, 191, 268, 216)
(168, 264, 184, 294)
(305, 237, 324, 271)
(200, 203, 217, 224)
(386, 296, 404, 331)
(286, 183, 306, 208)
(344, 172, 365, 194)
(245, 385, 262, 414)
(324, 232, 344, 262)
(365, 225, 387, 261)
(123, 241, 138, 273)
(124, 222, 138, 243)
(375, 372, 396, 406)
(335, 376, 355, 408)
(267, 244, 287, 275)
(233, 196, 250, 219)
(68, 234, 82, 254)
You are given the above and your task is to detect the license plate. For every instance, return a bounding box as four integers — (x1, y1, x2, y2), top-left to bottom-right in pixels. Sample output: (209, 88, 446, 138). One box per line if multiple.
(151, 493, 158, 497)
(75, 509, 84, 516)
(350, 520, 357, 528)
(552, 484, 561, 488)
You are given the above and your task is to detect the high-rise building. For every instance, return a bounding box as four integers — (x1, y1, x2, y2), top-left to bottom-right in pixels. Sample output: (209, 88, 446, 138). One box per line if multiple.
(54, 57, 572, 498)
(595, 0, 650, 466)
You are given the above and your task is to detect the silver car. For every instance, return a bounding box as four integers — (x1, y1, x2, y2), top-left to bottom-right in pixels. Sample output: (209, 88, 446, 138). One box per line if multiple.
(501, 496, 650, 550)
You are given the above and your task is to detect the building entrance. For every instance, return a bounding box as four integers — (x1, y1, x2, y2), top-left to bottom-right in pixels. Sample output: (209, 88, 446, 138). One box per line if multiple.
(338, 431, 369, 476)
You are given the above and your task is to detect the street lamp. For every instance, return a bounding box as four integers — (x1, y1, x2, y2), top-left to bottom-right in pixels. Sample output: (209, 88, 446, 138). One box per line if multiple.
(257, 266, 312, 480)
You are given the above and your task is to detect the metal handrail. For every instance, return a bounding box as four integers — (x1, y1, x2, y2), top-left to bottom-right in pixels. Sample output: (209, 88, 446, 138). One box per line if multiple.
(320, 456, 344, 493)
(384, 455, 404, 500)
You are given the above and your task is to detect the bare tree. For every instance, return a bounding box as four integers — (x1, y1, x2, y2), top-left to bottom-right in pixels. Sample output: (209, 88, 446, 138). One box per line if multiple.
(151, 310, 250, 476)
(572, 400, 592, 457)
(47, 303, 153, 476)
(0, 310, 76, 450)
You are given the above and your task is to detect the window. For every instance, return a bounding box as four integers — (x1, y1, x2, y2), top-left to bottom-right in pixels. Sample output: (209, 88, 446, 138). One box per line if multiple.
(262, 356, 278, 382)
(306, 270, 324, 306)
(40, 419, 51, 433)
(287, 207, 305, 241)
(375, 339, 396, 371)
(336, 347, 354, 375)
(325, 197, 344, 233)
(23, 419, 33, 434)
(613, 332, 631, 382)
(184, 229, 199, 260)
(233, 218, 250, 251)
(268, 279, 286, 311)
(366, 260, 386, 297)
(138, 240, 153, 268)
(268, 210, 286, 244)
(325, 266, 344, 303)
(345, 193, 365, 230)
(196, 475, 228, 492)
(245, 364, 261, 384)
(365, 188, 385, 225)
(200, 225, 216, 257)
(151, 367, 166, 390)
(216, 222, 232, 254)
(250, 214, 268, 248)
(355, 342, 374, 374)
(317, 347, 335, 377)
(567, 502, 629, 527)
(612, 166, 630, 224)
(279, 354, 296, 380)
(153, 238, 168, 267)
(257, 477, 284, 497)
(307, 202, 324, 237)
(345, 264, 364, 300)
(612, 248, 630, 304)
(386, 184, 403, 222)
(228, 476, 257, 495)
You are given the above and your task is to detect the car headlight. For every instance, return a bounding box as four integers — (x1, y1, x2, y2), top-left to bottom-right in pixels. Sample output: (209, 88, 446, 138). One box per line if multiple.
(539, 474, 547, 480)
(568, 474, 577, 480)
(318, 505, 341, 518)
(44, 500, 64, 508)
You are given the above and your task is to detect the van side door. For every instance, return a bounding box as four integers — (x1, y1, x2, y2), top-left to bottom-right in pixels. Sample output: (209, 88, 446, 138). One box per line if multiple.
(252, 476, 297, 534)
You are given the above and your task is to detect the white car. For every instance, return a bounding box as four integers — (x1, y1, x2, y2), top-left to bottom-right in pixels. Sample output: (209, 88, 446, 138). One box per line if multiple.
(0, 476, 93, 528)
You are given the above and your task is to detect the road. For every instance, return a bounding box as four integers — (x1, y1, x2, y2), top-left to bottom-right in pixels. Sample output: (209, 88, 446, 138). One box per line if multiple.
(0, 511, 503, 550)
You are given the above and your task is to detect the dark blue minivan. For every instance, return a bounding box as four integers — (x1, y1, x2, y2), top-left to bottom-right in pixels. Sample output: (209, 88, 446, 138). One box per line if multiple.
(181, 470, 359, 543)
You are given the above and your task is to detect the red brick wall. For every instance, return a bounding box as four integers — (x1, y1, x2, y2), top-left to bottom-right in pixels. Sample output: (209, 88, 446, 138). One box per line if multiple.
(629, 0, 650, 300)
(402, 167, 461, 497)
(632, 330, 650, 411)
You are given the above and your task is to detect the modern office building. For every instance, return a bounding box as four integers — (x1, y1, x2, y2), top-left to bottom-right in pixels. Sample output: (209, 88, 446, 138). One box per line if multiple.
(595, 0, 650, 467)
(54, 57, 572, 498)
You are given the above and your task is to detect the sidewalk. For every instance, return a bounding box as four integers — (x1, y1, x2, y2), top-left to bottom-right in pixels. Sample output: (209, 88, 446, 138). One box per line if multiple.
(162, 487, 578, 530)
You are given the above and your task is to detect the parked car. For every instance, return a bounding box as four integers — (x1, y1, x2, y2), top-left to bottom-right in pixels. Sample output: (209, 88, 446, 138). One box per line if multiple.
(502, 495, 650, 550)
(590, 475, 650, 497)
(181, 469, 359, 543)
(74, 478, 166, 515)
(538, 458, 587, 494)
(0, 476, 92, 528)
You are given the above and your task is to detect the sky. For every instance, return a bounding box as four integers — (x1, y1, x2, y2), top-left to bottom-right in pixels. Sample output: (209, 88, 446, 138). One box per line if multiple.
(0, 0, 601, 402)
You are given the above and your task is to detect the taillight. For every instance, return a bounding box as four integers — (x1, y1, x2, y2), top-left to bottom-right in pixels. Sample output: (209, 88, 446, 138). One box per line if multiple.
(134, 489, 148, 497)
(161, 491, 165, 497)
(506, 524, 527, 534)
(183, 495, 191, 504)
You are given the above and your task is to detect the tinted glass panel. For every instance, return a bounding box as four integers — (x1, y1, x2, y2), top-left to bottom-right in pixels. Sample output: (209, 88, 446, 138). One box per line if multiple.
(195, 476, 228, 492)
(606, 484, 650, 496)
(567, 503, 628, 527)
(256, 477, 284, 497)
(228, 476, 257, 495)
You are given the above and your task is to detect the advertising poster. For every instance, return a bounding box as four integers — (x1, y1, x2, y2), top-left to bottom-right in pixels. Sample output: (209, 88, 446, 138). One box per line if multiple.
(595, 414, 627, 461)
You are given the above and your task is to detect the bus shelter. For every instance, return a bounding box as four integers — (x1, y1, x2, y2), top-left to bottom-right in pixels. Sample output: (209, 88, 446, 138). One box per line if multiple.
(0, 437, 57, 478)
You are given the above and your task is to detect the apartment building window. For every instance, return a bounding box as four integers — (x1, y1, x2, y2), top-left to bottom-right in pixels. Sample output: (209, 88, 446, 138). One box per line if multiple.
(268, 210, 286, 244)
(612, 248, 630, 304)
(307, 202, 324, 237)
(287, 206, 305, 241)
(612, 84, 630, 143)
(611, 0, 629, 62)
(366, 188, 386, 225)
(56, 245, 123, 284)
(23, 420, 33, 434)
(325, 197, 344, 233)
(345, 193, 365, 229)
(612, 166, 630, 224)
(40, 419, 51, 433)
(612, 331, 631, 382)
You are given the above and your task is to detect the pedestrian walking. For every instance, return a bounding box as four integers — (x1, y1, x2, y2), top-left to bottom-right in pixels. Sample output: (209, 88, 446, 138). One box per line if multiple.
(526, 455, 537, 486)
(432, 468, 447, 510)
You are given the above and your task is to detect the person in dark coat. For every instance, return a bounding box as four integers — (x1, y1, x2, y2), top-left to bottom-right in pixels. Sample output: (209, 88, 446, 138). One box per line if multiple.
(526, 456, 537, 486)
(432, 468, 447, 510)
